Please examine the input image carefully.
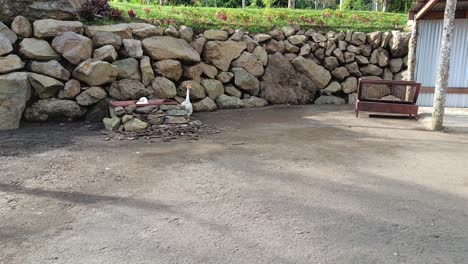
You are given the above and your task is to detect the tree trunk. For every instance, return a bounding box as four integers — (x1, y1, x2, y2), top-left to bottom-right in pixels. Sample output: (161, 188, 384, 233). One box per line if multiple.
(242, 0, 246, 8)
(159, 0, 164, 5)
(288, 0, 295, 8)
(339, 0, 343, 10)
(214, 0, 217, 7)
(431, 0, 457, 130)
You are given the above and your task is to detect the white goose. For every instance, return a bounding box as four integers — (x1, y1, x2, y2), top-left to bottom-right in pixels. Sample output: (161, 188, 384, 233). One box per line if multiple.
(181, 82, 193, 116)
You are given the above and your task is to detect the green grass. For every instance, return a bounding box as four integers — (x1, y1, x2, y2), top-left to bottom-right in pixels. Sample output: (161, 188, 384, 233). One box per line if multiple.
(109, 3, 408, 33)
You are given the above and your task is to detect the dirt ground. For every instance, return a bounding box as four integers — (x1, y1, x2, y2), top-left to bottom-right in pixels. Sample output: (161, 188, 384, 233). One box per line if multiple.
(1, 105, 467, 264)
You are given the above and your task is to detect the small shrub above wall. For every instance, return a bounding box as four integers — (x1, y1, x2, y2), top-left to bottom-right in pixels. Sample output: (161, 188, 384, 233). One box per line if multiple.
(0, 17, 410, 130)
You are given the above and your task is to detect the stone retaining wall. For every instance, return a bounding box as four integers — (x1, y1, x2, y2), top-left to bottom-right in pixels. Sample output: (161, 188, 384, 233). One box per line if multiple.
(0, 17, 410, 130)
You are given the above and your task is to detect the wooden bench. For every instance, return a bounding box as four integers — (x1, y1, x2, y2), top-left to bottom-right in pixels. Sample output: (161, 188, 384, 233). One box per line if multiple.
(355, 79, 421, 118)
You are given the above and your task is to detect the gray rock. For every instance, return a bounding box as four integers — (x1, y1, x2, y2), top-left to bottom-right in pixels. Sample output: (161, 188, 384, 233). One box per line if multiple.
(178, 25, 194, 42)
(284, 40, 299, 53)
(201, 63, 218, 79)
(341, 76, 358, 94)
(52, 32, 93, 65)
(11, 16, 32, 38)
(114, 106, 126, 116)
(324, 57, 339, 71)
(164, 25, 179, 37)
(142, 36, 200, 62)
(345, 62, 362, 77)
(0, 34, 13, 56)
(231, 51, 264, 77)
(291, 56, 331, 89)
(381, 31, 393, 48)
(130, 23, 163, 39)
(24, 98, 86, 122)
(348, 93, 358, 104)
(135, 105, 157, 114)
(253, 46, 268, 66)
(383, 68, 393, 80)
(201, 79, 224, 99)
(151, 76, 177, 99)
(204, 40, 246, 71)
(33, 19, 83, 38)
(360, 64, 383, 76)
(93, 45, 118, 62)
(350, 32, 366, 46)
(366, 31, 381, 49)
(124, 118, 149, 131)
(58, 79, 81, 99)
(346, 45, 361, 54)
(92, 32, 122, 49)
(360, 44, 372, 57)
(332, 67, 350, 81)
(269, 29, 285, 41)
(288, 35, 306, 46)
(314, 95, 346, 105)
(266, 39, 285, 53)
(183, 63, 204, 81)
(193, 97, 218, 112)
(0, 0, 81, 22)
(121, 39, 143, 59)
(122, 114, 133, 123)
(312, 33, 327, 43)
(112, 58, 141, 81)
(166, 109, 188, 116)
(225, 84, 242, 98)
(216, 94, 243, 109)
(282, 26, 296, 37)
(29, 60, 70, 81)
(204, 29, 228, 41)
(109, 79, 151, 100)
(389, 58, 403, 73)
(164, 116, 189, 124)
(344, 52, 355, 63)
(355, 55, 369, 65)
(260, 53, 317, 104)
(140, 56, 154, 87)
(73, 59, 118, 86)
(190, 36, 207, 55)
(0, 54, 24, 74)
(28, 73, 63, 99)
(85, 24, 132, 39)
(232, 67, 260, 96)
(254, 33, 271, 43)
(0, 72, 30, 130)
(389, 31, 410, 57)
(103, 117, 121, 131)
(393, 70, 408, 81)
(370, 48, 389, 67)
(333, 48, 345, 64)
(0, 22, 17, 44)
(216, 72, 234, 83)
(322, 81, 342, 95)
(85, 98, 107, 122)
(242, 96, 268, 108)
(153, 59, 183, 82)
(76, 86, 107, 106)
(299, 43, 311, 57)
(177, 80, 206, 99)
(19, 38, 60, 60)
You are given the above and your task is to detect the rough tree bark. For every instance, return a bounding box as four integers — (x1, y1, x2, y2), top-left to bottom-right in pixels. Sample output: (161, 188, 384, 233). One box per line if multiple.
(288, 0, 296, 9)
(431, 0, 457, 131)
(242, 0, 246, 8)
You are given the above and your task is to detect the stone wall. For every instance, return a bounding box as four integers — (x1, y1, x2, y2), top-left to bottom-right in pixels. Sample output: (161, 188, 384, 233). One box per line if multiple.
(0, 17, 410, 130)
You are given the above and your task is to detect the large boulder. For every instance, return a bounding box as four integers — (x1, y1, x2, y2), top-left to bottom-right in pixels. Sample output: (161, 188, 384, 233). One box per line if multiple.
(232, 67, 260, 96)
(153, 59, 182, 81)
(109, 79, 152, 100)
(360, 64, 383, 76)
(242, 96, 268, 108)
(178, 25, 193, 42)
(183, 63, 204, 81)
(369, 48, 389, 67)
(203, 40, 246, 71)
(76, 86, 107, 106)
(112, 58, 141, 80)
(24, 98, 86, 122)
(231, 52, 264, 77)
(52, 32, 93, 65)
(93, 45, 118, 62)
(151, 76, 177, 99)
(85, 24, 132, 39)
(190, 36, 207, 55)
(0, 55, 24, 74)
(0, 22, 17, 44)
(0, 72, 31, 130)
(260, 53, 317, 104)
(29, 60, 70, 81)
(0, 0, 85, 22)
(142, 36, 200, 62)
(291, 56, 331, 89)
(341, 76, 358, 94)
(72, 59, 118, 86)
(216, 72, 234, 83)
(11, 16, 32, 38)
(28, 73, 63, 99)
(33, 19, 83, 38)
(121, 39, 143, 59)
(204, 29, 228, 41)
(19, 38, 60, 60)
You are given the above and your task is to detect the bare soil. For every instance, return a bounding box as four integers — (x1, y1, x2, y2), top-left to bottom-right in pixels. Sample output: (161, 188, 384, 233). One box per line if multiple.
(1, 105, 467, 264)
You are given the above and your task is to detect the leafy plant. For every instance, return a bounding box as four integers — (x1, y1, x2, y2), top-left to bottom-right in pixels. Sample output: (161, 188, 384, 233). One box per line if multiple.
(80, 0, 122, 20)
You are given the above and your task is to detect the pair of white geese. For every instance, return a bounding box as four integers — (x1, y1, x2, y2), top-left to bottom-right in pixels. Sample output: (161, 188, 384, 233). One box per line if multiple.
(136, 83, 193, 116)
